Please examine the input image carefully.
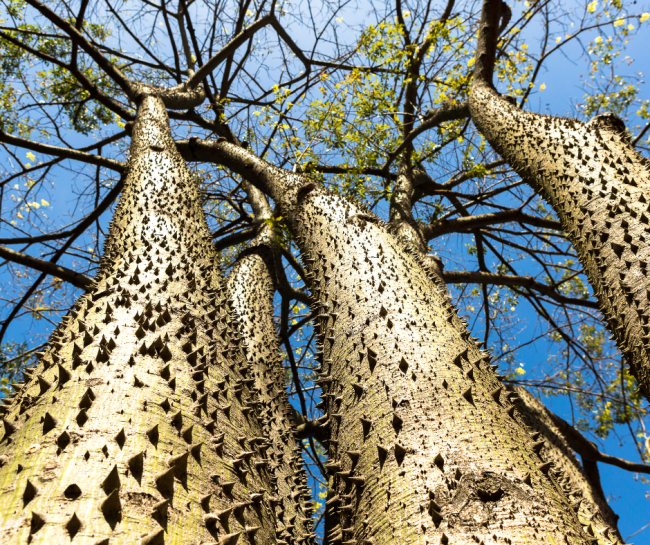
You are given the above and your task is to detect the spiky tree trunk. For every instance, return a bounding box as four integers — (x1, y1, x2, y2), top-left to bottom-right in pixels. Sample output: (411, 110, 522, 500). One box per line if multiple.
(0, 97, 280, 545)
(389, 153, 623, 543)
(286, 182, 597, 544)
(226, 185, 315, 545)
(182, 139, 599, 544)
(470, 0, 650, 401)
(513, 388, 622, 544)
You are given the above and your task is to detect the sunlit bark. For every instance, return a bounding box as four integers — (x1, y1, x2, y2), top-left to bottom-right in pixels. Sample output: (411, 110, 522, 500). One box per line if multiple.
(470, 0, 650, 401)
(0, 97, 279, 544)
(183, 138, 600, 544)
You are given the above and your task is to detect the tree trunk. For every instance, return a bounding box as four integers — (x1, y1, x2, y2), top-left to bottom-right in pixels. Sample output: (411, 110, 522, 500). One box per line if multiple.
(513, 387, 622, 544)
(390, 152, 623, 543)
(182, 138, 600, 543)
(470, 0, 650, 401)
(283, 182, 598, 544)
(226, 186, 316, 545)
(0, 97, 279, 545)
(389, 163, 429, 255)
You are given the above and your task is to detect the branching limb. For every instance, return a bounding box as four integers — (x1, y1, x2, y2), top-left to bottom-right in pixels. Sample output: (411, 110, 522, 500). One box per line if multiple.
(442, 270, 598, 310)
(544, 409, 650, 474)
(212, 227, 257, 252)
(290, 408, 327, 443)
(386, 101, 470, 170)
(180, 137, 296, 201)
(0, 29, 134, 120)
(422, 209, 561, 239)
(184, 14, 276, 90)
(0, 129, 126, 172)
(0, 175, 124, 344)
(24, 0, 137, 98)
(273, 252, 312, 305)
(0, 245, 93, 290)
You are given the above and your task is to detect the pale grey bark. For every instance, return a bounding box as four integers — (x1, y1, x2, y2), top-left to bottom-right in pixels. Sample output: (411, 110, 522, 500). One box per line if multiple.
(0, 97, 281, 544)
(387, 134, 626, 545)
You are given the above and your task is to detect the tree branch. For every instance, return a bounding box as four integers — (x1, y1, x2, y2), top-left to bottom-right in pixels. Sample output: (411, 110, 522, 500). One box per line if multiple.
(0, 175, 124, 344)
(386, 101, 469, 171)
(541, 399, 650, 475)
(441, 270, 599, 309)
(24, 0, 136, 98)
(0, 130, 126, 172)
(422, 209, 561, 240)
(0, 29, 133, 120)
(0, 245, 93, 290)
(472, 0, 503, 87)
(212, 226, 257, 252)
(290, 407, 327, 443)
(184, 14, 275, 90)
(179, 137, 299, 202)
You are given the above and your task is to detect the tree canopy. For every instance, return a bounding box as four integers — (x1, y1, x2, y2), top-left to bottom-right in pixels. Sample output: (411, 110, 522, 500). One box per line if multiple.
(0, 0, 649, 539)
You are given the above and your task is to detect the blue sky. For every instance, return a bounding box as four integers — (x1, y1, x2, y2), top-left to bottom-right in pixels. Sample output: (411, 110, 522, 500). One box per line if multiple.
(1, 0, 650, 540)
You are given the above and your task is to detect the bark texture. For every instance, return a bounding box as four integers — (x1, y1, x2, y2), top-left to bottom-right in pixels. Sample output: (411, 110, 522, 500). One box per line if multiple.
(388, 163, 445, 279)
(389, 164, 429, 255)
(226, 192, 316, 545)
(178, 138, 606, 544)
(388, 149, 623, 543)
(513, 387, 622, 545)
(0, 97, 282, 544)
(470, 17, 650, 401)
(277, 179, 595, 544)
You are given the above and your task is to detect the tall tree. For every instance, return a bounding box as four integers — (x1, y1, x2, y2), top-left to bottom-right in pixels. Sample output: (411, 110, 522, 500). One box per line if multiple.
(1, 0, 649, 540)
(226, 183, 316, 545)
(0, 96, 281, 544)
(185, 137, 601, 543)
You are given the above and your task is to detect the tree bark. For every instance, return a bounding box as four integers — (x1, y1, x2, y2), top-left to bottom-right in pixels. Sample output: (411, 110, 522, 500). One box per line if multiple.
(389, 150, 624, 544)
(389, 163, 429, 256)
(182, 138, 601, 544)
(390, 157, 624, 544)
(513, 387, 623, 544)
(226, 185, 316, 545)
(0, 97, 280, 544)
(470, 0, 650, 401)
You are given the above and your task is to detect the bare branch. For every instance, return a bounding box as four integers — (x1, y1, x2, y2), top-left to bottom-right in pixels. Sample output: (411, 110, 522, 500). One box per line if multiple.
(0, 130, 126, 172)
(535, 396, 650, 475)
(184, 14, 275, 90)
(213, 226, 257, 252)
(441, 270, 598, 309)
(0, 245, 93, 290)
(422, 209, 561, 240)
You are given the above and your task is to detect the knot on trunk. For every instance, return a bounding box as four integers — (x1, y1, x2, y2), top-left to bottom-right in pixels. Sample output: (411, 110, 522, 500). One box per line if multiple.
(587, 114, 629, 143)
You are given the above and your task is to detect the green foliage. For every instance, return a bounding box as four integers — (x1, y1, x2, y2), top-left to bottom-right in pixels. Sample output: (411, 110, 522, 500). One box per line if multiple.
(0, 5, 116, 135)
